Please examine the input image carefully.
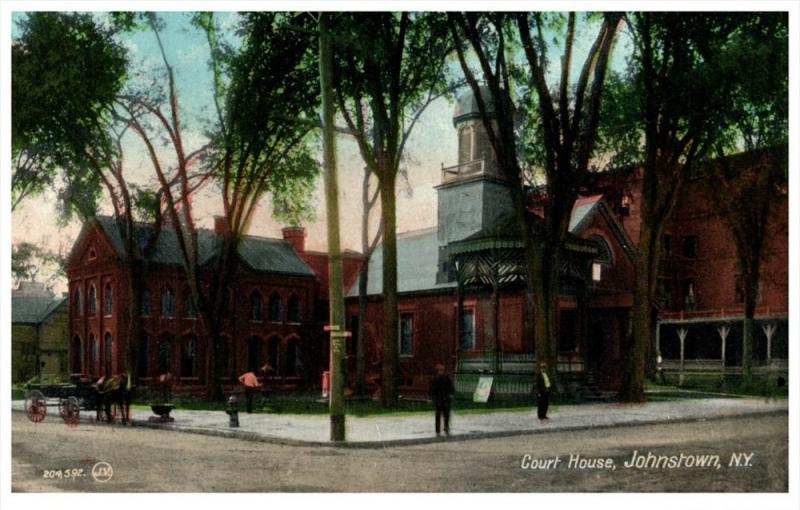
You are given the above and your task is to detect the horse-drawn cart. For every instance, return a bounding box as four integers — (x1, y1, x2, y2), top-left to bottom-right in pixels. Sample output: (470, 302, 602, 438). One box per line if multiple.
(24, 379, 99, 425)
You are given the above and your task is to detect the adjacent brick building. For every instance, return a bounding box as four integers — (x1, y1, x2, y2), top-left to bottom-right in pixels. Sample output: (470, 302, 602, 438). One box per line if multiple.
(11, 281, 69, 383)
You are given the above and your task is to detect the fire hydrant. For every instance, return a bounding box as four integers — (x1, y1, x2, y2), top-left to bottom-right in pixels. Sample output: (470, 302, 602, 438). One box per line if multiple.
(226, 396, 240, 428)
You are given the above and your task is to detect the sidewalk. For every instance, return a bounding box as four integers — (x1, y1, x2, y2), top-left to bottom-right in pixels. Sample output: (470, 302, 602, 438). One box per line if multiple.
(12, 397, 787, 447)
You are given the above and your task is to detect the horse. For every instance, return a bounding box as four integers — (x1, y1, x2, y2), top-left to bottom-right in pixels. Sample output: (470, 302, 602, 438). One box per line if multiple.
(95, 373, 134, 424)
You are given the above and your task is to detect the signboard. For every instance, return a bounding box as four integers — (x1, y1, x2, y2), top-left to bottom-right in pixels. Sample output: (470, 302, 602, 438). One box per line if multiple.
(473, 376, 494, 403)
(321, 371, 330, 398)
(323, 325, 340, 332)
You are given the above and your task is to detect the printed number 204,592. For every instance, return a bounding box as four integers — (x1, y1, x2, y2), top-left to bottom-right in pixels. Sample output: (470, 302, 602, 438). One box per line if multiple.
(43, 469, 85, 479)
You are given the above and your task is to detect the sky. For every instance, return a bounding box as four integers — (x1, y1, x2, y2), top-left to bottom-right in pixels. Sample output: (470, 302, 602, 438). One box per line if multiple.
(10, 11, 633, 292)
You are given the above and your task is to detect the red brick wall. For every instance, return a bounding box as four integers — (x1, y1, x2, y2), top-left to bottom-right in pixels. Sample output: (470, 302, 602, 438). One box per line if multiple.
(606, 165, 787, 316)
(68, 225, 329, 390)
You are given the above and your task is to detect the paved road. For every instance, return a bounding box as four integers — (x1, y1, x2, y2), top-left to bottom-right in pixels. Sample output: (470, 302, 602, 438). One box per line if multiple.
(12, 412, 787, 492)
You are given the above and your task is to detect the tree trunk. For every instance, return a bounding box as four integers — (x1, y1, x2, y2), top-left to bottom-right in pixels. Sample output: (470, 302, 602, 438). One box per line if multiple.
(379, 170, 399, 408)
(620, 222, 658, 402)
(741, 272, 758, 387)
(356, 261, 369, 396)
(124, 261, 142, 381)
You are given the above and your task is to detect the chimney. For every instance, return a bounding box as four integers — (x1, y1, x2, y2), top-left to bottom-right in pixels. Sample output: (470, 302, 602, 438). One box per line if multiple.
(282, 226, 306, 254)
(214, 215, 227, 236)
(14, 281, 53, 298)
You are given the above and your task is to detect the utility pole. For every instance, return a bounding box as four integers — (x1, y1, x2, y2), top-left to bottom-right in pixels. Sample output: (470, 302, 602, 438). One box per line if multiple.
(319, 12, 346, 442)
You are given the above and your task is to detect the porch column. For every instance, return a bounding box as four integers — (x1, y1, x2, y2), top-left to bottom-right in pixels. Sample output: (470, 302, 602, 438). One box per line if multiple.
(762, 323, 777, 371)
(717, 324, 730, 386)
(491, 285, 500, 374)
(677, 327, 689, 387)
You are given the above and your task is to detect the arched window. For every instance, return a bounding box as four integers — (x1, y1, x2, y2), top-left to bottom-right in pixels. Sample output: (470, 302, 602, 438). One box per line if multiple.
(103, 283, 113, 316)
(181, 335, 197, 377)
(590, 235, 613, 283)
(267, 336, 281, 375)
(247, 336, 264, 373)
(139, 288, 152, 316)
(89, 285, 97, 316)
(219, 335, 231, 379)
(458, 125, 473, 164)
(285, 338, 300, 376)
(138, 335, 149, 378)
(104, 333, 113, 376)
(157, 334, 174, 375)
(89, 334, 98, 375)
(74, 288, 83, 317)
(250, 292, 263, 322)
(72, 335, 83, 374)
(287, 295, 302, 323)
(183, 287, 197, 318)
(269, 293, 283, 323)
(161, 287, 175, 318)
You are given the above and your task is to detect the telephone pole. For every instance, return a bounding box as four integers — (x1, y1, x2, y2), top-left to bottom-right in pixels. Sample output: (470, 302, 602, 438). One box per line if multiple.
(319, 12, 346, 442)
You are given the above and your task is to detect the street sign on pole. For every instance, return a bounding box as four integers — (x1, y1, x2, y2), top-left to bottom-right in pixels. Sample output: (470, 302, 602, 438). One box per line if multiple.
(324, 324, 341, 332)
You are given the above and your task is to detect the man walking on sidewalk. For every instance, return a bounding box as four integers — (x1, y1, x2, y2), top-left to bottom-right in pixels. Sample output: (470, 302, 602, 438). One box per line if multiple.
(238, 367, 262, 414)
(430, 364, 454, 436)
(536, 362, 551, 420)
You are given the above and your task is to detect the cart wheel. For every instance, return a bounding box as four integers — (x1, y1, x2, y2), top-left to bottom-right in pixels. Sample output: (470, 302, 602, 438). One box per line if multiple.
(60, 397, 80, 426)
(25, 390, 46, 423)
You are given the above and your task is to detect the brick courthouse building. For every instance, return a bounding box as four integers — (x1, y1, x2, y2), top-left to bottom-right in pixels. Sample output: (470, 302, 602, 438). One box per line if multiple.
(344, 88, 788, 396)
(66, 217, 362, 394)
(67, 88, 787, 396)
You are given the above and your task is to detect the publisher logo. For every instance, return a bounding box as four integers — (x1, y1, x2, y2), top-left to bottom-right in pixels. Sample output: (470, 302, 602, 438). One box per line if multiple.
(91, 461, 113, 483)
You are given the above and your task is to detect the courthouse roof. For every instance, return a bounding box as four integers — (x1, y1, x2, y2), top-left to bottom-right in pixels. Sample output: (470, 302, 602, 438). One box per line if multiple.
(84, 216, 316, 278)
(347, 194, 638, 297)
(346, 227, 456, 297)
(453, 85, 496, 125)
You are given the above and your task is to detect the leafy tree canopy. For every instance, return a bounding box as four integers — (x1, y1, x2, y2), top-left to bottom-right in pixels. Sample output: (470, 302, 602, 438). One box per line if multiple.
(12, 12, 128, 216)
(201, 11, 321, 231)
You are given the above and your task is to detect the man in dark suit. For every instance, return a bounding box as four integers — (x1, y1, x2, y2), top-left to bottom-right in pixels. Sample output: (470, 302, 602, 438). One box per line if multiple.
(430, 363, 454, 436)
(536, 362, 551, 420)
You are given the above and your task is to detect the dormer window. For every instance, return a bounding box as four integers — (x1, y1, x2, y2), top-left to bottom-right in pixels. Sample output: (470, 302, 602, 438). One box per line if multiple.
(89, 247, 97, 260)
(590, 235, 613, 283)
(619, 194, 631, 216)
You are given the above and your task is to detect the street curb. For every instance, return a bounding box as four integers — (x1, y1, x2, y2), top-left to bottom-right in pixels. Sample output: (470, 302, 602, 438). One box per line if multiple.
(12, 407, 788, 449)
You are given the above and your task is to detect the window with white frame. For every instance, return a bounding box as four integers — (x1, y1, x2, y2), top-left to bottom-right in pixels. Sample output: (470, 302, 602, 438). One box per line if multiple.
(459, 308, 475, 351)
(103, 283, 113, 316)
(161, 287, 175, 318)
(399, 313, 414, 356)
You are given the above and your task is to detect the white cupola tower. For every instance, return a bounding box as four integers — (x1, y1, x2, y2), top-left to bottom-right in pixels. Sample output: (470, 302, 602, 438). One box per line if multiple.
(435, 86, 515, 282)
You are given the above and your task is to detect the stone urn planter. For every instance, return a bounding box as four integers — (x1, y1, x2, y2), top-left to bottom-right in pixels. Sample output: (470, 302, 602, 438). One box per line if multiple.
(150, 403, 175, 423)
